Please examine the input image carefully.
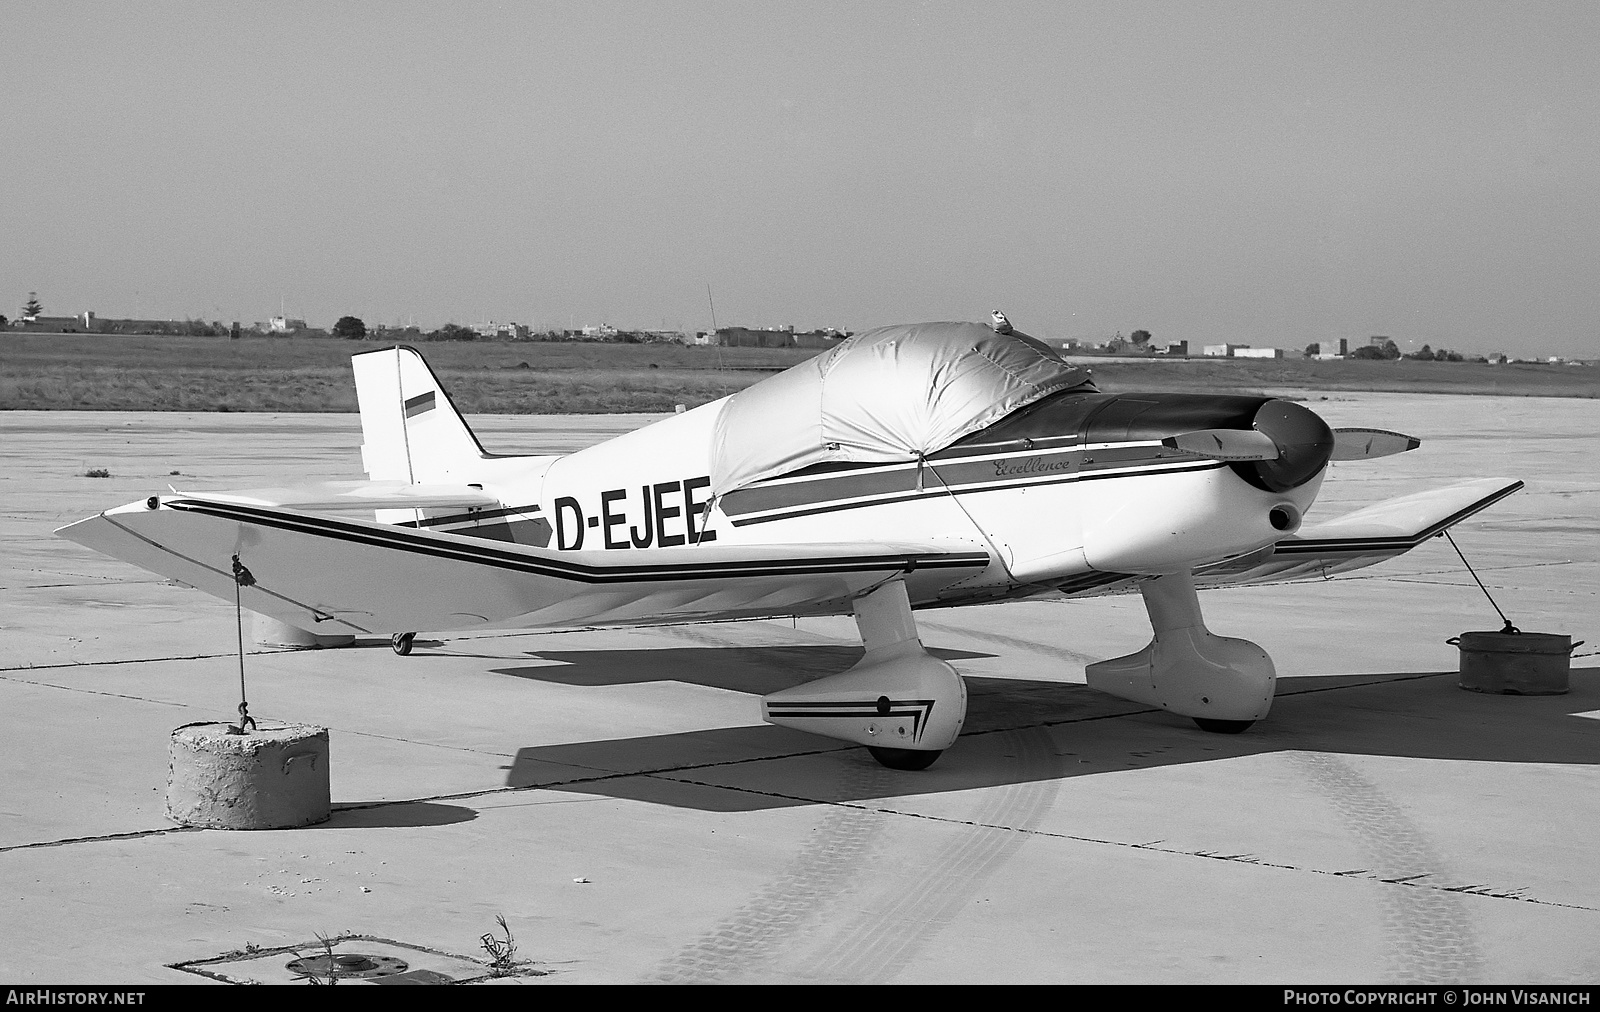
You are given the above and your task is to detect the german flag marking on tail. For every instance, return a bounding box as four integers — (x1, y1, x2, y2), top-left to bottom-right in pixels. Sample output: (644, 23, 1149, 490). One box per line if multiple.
(404, 390, 436, 418)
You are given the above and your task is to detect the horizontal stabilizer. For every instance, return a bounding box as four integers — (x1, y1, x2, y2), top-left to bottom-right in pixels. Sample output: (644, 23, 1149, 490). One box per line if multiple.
(1193, 477, 1522, 588)
(1331, 427, 1421, 461)
(56, 497, 990, 635)
(170, 481, 501, 512)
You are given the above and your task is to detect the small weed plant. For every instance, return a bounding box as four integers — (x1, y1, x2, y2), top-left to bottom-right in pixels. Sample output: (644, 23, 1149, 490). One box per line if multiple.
(481, 914, 519, 976)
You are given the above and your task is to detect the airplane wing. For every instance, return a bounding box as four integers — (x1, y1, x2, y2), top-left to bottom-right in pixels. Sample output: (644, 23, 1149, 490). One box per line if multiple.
(56, 496, 991, 635)
(1192, 477, 1523, 588)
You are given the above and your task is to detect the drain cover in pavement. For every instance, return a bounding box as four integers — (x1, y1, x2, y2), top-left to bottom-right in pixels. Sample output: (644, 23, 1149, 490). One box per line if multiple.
(170, 934, 514, 984)
(285, 952, 409, 980)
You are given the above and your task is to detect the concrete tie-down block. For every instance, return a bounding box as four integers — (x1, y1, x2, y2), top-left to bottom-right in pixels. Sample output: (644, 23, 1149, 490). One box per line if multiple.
(167, 722, 331, 829)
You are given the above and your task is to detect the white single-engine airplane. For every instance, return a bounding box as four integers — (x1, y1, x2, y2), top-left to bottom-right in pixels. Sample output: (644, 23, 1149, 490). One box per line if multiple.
(59, 320, 1520, 769)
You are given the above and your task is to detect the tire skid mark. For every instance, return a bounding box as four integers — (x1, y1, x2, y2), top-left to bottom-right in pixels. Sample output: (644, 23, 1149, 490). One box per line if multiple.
(791, 727, 1063, 983)
(645, 759, 895, 984)
(1291, 752, 1483, 983)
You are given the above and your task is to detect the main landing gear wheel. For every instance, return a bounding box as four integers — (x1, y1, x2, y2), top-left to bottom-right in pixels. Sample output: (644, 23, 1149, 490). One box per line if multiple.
(391, 632, 416, 656)
(1193, 717, 1254, 734)
(867, 746, 943, 771)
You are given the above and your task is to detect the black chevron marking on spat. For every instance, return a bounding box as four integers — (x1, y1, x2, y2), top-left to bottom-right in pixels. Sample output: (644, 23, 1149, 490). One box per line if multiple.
(763, 698, 936, 743)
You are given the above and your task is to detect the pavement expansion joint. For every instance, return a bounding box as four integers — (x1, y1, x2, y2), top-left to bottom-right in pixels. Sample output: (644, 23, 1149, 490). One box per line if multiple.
(0, 651, 236, 673)
(325, 741, 856, 815)
(325, 725, 518, 759)
(633, 778, 1598, 916)
(0, 825, 200, 854)
(0, 670, 194, 706)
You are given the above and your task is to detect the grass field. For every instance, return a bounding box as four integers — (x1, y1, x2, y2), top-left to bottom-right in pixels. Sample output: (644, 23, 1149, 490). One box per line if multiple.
(1, 333, 1594, 413)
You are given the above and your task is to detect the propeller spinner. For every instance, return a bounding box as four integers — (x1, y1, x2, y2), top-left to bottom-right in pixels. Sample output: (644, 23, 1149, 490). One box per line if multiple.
(1161, 399, 1335, 492)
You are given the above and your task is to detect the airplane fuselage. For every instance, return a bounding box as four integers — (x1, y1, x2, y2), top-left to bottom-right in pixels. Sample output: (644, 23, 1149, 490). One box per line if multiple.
(404, 390, 1330, 612)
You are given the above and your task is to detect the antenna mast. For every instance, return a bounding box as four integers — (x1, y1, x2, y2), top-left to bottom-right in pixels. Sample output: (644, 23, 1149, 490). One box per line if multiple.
(707, 285, 723, 369)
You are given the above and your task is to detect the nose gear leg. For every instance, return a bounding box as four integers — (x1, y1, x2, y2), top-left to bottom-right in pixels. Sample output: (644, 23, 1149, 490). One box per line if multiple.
(1085, 569, 1275, 730)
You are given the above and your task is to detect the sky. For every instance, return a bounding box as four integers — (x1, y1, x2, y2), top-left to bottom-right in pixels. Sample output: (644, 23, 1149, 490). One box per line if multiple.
(2, 1, 1597, 357)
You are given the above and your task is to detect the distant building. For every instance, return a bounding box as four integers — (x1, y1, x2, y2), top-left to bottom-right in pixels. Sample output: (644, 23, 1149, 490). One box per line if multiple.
(11, 310, 217, 335)
(14, 312, 96, 333)
(268, 316, 308, 333)
(1369, 335, 1391, 347)
(471, 321, 530, 340)
(1158, 341, 1188, 356)
(713, 326, 847, 349)
(1202, 343, 1247, 357)
(1232, 347, 1284, 359)
(1314, 337, 1349, 360)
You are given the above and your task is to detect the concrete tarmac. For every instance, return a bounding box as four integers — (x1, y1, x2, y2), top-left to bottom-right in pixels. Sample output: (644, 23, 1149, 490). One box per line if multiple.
(1, 394, 1596, 984)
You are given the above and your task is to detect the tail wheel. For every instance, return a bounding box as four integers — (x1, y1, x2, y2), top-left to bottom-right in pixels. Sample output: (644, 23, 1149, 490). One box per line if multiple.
(391, 632, 416, 656)
(867, 746, 943, 771)
(1193, 717, 1253, 734)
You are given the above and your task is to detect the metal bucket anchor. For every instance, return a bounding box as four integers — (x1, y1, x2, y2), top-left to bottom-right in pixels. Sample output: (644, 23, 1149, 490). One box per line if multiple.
(1448, 631, 1583, 695)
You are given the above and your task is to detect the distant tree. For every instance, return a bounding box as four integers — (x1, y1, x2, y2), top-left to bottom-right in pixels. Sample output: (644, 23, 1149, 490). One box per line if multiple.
(1303, 342, 1320, 358)
(1130, 329, 1151, 349)
(333, 315, 367, 340)
(1356, 339, 1401, 360)
(22, 292, 42, 319)
(426, 323, 477, 341)
(1405, 344, 1435, 361)
(0, 314, 8, 329)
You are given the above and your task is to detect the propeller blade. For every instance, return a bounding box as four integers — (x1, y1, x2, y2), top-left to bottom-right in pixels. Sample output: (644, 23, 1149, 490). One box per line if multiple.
(1331, 428, 1421, 461)
(1160, 429, 1280, 461)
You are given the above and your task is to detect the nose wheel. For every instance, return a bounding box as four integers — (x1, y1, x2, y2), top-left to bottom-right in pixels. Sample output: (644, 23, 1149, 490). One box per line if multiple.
(866, 746, 943, 771)
(391, 632, 416, 656)
(1194, 718, 1254, 734)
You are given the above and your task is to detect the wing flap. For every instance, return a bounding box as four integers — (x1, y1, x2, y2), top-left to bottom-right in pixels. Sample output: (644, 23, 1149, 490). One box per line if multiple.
(56, 497, 990, 634)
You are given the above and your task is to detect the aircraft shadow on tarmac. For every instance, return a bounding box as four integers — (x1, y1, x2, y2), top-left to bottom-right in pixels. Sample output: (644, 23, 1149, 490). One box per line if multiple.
(495, 647, 1599, 812)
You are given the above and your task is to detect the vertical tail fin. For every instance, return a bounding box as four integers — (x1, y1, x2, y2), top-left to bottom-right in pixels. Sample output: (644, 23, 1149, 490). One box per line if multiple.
(351, 346, 488, 484)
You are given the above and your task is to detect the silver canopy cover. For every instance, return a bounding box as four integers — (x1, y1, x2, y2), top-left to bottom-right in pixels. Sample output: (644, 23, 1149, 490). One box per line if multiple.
(709, 321, 1092, 495)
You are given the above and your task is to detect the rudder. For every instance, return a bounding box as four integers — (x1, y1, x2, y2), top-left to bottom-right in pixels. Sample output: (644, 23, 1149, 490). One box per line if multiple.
(352, 346, 488, 484)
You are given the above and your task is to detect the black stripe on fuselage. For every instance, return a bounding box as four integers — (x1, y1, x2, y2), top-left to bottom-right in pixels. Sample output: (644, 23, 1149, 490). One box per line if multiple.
(398, 503, 541, 528)
(162, 499, 989, 583)
(724, 458, 1226, 528)
(722, 443, 1186, 518)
